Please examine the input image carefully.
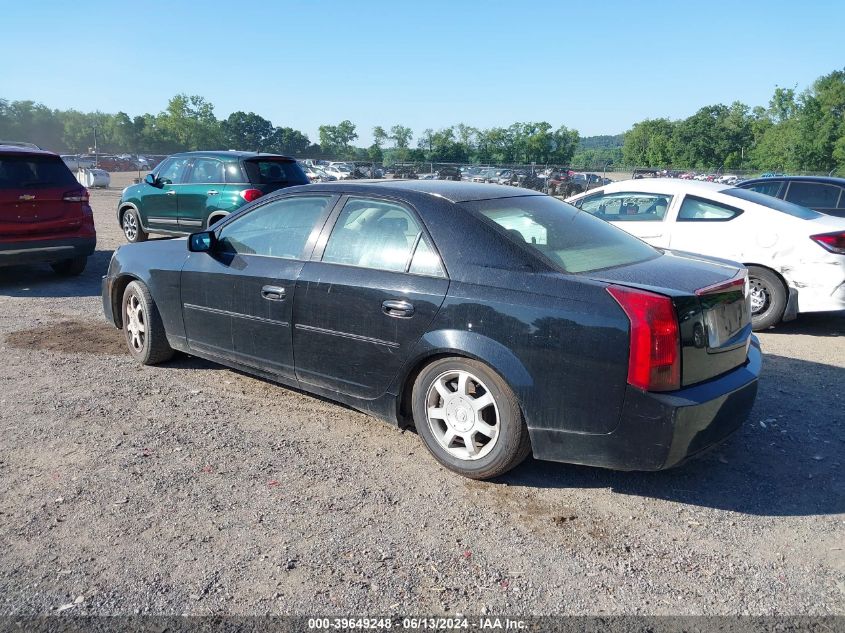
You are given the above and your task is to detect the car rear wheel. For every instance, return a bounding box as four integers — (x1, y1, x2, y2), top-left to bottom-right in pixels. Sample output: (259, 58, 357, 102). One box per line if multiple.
(121, 281, 174, 365)
(412, 358, 531, 480)
(748, 266, 786, 330)
(50, 256, 87, 276)
(122, 208, 148, 243)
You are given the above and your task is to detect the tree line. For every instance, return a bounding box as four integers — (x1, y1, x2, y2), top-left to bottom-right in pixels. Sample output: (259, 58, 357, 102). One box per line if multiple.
(621, 68, 845, 173)
(0, 93, 580, 165)
(1, 66, 843, 172)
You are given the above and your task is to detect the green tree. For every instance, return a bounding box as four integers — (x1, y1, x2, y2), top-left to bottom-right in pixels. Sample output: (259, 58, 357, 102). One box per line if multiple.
(222, 111, 275, 151)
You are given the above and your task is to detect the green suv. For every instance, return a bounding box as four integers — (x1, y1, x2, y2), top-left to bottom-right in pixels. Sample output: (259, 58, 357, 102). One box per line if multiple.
(117, 151, 309, 242)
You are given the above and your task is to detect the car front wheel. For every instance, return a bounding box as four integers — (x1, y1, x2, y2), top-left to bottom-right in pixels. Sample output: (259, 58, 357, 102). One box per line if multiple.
(121, 281, 174, 365)
(748, 266, 787, 330)
(412, 358, 531, 480)
(122, 208, 148, 243)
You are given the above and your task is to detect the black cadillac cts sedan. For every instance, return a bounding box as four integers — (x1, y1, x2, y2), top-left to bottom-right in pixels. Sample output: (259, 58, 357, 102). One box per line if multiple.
(102, 180, 760, 479)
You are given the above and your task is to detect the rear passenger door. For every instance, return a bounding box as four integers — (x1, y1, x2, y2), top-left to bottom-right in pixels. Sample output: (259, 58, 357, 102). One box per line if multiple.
(292, 196, 449, 399)
(666, 194, 745, 259)
(179, 157, 227, 230)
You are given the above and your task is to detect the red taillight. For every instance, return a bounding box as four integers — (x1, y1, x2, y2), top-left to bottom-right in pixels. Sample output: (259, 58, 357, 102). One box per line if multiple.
(607, 285, 680, 392)
(811, 231, 845, 255)
(63, 188, 89, 202)
(240, 188, 263, 203)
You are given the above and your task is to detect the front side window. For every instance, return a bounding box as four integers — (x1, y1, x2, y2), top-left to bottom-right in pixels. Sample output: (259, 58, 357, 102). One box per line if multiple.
(462, 195, 659, 274)
(156, 157, 190, 184)
(217, 195, 332, 259)
(187, 158, 225, 184)
(579, 192, 672, 222)
(322, 198, 444, 275)
(743, 180, 783, 197)
(677, 196, 741, 221)
(784, 182, 842, 209)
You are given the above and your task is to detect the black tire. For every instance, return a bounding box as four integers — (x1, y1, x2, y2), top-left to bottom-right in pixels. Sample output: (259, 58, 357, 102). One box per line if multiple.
(748, 266, 787, 331)
(121, 280, 174, 365)
(121, 207, 148, 243)
(412, 358, 531, 480)
(50, 256, 87, 276)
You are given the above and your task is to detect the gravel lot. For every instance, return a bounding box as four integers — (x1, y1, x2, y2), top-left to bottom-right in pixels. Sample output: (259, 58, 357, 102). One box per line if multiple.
(0, 173, 843, 616)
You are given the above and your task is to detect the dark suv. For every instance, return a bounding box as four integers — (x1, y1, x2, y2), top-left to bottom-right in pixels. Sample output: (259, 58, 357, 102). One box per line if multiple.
(737, 175, 845, 218)
(117, 151, 309, 242)
(0, 145, 95, 275)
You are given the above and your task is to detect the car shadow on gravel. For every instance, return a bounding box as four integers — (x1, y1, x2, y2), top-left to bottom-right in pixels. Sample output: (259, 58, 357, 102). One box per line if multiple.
(501, 353, 844, 517)
(0, 249, 113, 298)
(761, 311, 845, 337)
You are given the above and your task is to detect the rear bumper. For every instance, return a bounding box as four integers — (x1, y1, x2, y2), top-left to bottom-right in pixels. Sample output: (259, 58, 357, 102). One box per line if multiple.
(530, 337, 761, 471)
(0, 236, 96, 266)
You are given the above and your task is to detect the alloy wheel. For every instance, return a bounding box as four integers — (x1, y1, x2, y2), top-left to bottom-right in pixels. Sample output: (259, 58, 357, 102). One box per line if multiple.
(125, 294, 146, 352)
(123, 212, 138, 241)
(749, 277, 771, 315)
(425, 369, 500, 461)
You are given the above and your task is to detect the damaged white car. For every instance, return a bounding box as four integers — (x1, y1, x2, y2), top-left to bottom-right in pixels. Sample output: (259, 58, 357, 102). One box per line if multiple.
(566, 180, 845, 330)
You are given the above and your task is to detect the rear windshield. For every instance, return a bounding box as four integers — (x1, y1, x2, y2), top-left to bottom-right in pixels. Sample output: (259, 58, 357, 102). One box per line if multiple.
(723, 187, 822, 219)
(243, 159, 308, 186)
(0, 155, 77, 190)
(460, 195, 659, 274)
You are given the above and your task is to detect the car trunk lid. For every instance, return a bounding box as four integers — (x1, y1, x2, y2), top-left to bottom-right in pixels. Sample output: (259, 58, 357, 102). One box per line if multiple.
(243, 158, 309, 195)
(589, 250, 752, 387)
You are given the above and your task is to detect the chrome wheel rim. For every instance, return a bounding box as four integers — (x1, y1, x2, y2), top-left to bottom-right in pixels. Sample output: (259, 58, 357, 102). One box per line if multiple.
(425, 369, 499, 461)
(125, 294, 146, 352)
(123, 213, 138, 241)
(749, 277, 770, 315)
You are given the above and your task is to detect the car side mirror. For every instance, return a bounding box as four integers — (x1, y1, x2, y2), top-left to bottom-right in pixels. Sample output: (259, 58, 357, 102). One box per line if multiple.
(188, 231, 216, 253)
(144, 173, 159, 187)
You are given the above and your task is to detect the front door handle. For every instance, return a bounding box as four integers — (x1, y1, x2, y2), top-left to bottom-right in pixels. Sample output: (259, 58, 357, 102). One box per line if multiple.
(165, 190, 176, 196)
(382, 299, 415, 318)
(207, 190, 219, 196)
(261, 285, 286, 301)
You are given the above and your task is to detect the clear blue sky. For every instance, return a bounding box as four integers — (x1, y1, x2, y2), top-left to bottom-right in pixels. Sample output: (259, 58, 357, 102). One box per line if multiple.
(1, 0, 842, 145)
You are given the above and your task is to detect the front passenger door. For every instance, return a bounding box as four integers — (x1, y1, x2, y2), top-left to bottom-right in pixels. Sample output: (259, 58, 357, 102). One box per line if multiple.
(144, 156, 189, 230)
(180, 194, 336, 377)
(292, 196, 449, 398)
(577, 191, 674, 248)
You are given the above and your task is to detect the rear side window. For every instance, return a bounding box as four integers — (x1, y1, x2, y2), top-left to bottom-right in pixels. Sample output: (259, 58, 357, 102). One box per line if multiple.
(723, 187, 822, 219)
(243, 160, 308, 186)
(784, 182, 842, 209)
(322, 198, 444, 276)
(461, 195, 659, 274)
(677, 196, 742, 221)
(0, 155, 77, 189)
(186, 158, 225, 184)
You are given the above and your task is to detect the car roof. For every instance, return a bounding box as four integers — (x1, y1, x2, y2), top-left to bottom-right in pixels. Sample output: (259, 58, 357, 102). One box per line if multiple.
(740, 175, 845, 186)
(591, 179, 730, 196)
(0, 144, 59, 157)
(169, 150, 295, 161)
(289, 179, 545, 203)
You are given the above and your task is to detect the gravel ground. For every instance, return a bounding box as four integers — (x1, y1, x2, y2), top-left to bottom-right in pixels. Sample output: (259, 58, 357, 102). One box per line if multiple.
(0, 173, 842, 616)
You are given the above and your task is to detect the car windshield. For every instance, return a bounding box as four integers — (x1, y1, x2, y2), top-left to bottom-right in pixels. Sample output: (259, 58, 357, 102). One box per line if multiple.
(243, 159, 308, 186)
(0, 155, 78, 189)
(723, 187, 822, 219)
(461, 195, 659, 274)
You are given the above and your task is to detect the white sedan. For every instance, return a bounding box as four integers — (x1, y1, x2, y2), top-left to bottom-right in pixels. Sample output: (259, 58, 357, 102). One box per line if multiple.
(566, 179, 845, 329)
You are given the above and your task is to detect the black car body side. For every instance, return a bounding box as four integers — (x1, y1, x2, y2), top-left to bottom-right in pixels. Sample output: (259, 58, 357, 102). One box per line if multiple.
(103, 182, 760, 471)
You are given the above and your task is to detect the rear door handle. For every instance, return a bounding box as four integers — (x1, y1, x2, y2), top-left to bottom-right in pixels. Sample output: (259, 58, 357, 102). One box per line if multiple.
(165, 190, 176, 196)
(382, 299, 414, 318)
(207, 190, 218, 196)
(261, 285, 286, 301)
